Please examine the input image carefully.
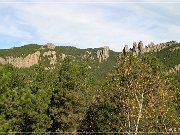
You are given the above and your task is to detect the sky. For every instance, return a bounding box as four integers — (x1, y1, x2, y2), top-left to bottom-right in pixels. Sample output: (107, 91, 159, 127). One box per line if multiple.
(0, 0, 180, 51)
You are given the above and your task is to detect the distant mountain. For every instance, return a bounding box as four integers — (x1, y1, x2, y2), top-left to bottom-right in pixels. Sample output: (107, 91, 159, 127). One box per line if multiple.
(122, 40, 180, 81)
(151, 43, 180, 81)
(0, 41, 179, 81)
(0, 43, 119, 81)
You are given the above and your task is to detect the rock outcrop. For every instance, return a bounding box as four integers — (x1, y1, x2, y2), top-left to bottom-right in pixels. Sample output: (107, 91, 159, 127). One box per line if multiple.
(169, 64, 180, 73)
(123, 45, 130, 54)
(0, 57, 6, 64)
(132, 42, 138, 56)
(122, 41, 177, 55)
(138, 41, 144, 55)
(97, 46, 109, 63)
(46, 43, 56, 49)
(61, 53, 66, 60)
(43, 50, 57, 65)
(146, 41, 177, 52)
(1, 51, 41, 68)
(0, 43, 67, 68)
(170, 46, 180, 52)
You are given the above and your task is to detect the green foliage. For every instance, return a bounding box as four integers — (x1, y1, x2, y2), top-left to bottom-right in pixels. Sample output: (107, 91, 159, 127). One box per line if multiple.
(49, 57, 93, 132)
(0, 87, 33, 132)
(0, 43, 179, 133)
(0, 64, 25, 95)
(0, 44, 119, 81)
(0, 44, 41, 58)
(152, 43, 180, 69)
(81, 54, 179, 133)
(26, 64, 52, 132)
(0, 64, 52, 132)
(0, 64, 29, 132)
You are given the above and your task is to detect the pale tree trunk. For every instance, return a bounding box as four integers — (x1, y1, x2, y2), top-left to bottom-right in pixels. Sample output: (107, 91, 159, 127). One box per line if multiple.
(127, 111, 131, 135)
(135, 93, 144, 135)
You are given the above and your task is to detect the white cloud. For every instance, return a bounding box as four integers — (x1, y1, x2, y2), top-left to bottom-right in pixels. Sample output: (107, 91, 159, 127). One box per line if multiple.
(0, 14, 32, 38)
(1, 1, 180, 51)
(0, 25, 32, 38)
(11, 3, 157, 51)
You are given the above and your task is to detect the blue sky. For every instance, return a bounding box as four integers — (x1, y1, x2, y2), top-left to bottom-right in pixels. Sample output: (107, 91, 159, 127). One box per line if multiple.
(0, 0, 180, 51)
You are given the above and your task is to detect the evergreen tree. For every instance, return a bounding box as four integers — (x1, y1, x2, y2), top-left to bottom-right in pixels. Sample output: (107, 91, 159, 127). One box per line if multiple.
(50, 57, 92, 132)
(0, 64, 29, 132)
(26, 64, 52, 132)
(0, 64, 53, 132)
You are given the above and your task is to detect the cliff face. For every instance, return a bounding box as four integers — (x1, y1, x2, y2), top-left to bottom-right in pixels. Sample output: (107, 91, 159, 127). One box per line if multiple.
(123, 41, 177, 55)
(45, 43, 56, 50)
(0, 51, 41, 68)
(43, 50, 57, 65)
(0, 43, 65, 68)
(0, 52, 59, 68)
(0, 57, 6, 64)
(0, 41, 178, 73)
(97, 46, 110, 63)
(0, 44, 112, 68)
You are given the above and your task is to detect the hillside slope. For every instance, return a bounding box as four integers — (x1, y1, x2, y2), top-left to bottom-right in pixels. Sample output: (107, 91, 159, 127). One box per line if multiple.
(151, 43, 180, 81)
(0, 43, 120, 81)
(0, 42, 179, 81)
(152, 43, 180, 69)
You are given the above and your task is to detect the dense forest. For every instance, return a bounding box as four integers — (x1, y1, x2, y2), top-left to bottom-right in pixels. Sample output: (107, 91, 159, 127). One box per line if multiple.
(0, 43, 180, 134)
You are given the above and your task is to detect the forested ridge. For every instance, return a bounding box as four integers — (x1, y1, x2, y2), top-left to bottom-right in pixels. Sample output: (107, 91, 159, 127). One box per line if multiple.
(0, 43, 180, 134)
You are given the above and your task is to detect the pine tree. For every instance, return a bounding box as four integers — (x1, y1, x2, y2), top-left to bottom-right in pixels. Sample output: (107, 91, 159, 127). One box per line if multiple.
(0, 64, 29, 132)
(0, 64, 53, 132)
(26, 64, 52, 132)
(49, 57, 92, 132)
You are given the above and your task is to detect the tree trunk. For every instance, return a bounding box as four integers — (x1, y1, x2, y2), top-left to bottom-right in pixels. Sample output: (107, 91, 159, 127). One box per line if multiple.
(135, 93, 144, 135)
(127, 112, 131, 135)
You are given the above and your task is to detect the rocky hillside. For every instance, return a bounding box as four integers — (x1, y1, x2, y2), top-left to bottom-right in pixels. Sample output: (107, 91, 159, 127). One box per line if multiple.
(122, 40, 178, 55)
(151, 42, 180, 81)
(122, 40, 180, 81)
(0, 41, 179, 81)
(0, 43, 119, 80)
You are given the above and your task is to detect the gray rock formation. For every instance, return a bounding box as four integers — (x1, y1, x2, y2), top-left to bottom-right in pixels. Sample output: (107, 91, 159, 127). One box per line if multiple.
(148, 42, 156, 52)
(144, 46, 149, 53)
(46, 43, 56, 49)
(132, 42, 138, 56)
(122, 41, 145, 56)
(97, 46, 110, 63)
(146, 41, 177, 52)
(170, 46, 180, 52)
(122, 40, 177, 56)
(43, 50, 57, 65)
(138, 41, 144, 55)
(0, 57, 6, 64)
(123, 45, 130, 54)
(1, 51, 41, 68)
(61, 53, 66, 60)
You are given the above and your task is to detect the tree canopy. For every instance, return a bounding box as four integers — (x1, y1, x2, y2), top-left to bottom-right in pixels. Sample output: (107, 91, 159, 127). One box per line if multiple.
(0, 54, 179, 134)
